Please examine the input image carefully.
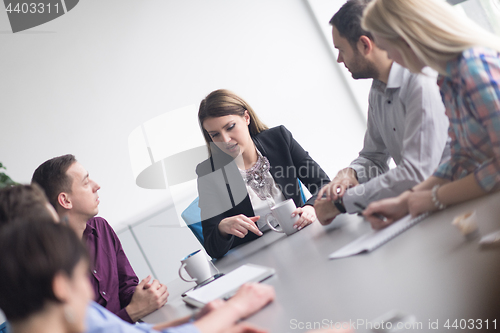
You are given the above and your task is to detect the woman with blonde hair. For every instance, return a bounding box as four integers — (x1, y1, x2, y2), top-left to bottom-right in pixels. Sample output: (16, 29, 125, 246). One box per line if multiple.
(360, 0, 500, 228)
(196, 89, 330, 258)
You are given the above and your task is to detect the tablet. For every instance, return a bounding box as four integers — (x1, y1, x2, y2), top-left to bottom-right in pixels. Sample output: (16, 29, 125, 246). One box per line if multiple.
(182, 264, 275, 308)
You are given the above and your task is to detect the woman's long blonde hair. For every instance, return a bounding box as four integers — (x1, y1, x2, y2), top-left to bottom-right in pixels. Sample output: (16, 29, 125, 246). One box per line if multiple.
(362, 0, 500, 74)
(198, 89, 268, 155)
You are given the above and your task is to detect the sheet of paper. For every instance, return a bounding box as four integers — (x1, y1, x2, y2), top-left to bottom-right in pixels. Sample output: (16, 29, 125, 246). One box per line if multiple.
(329, 213, 428, 260)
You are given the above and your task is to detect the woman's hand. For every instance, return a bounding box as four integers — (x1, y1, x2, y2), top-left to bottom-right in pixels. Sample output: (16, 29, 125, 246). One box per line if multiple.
(292, 205, 316, 230)
(363, 193, 410, 230)
(407, 190, 436, 217)
(219, 215, 263, 239)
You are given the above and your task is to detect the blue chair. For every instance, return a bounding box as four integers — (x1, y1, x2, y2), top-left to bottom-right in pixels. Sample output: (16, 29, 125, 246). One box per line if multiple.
(181, 181, 309, 245)
(181, 197, 204, 245)
(298, 180, 307, 204)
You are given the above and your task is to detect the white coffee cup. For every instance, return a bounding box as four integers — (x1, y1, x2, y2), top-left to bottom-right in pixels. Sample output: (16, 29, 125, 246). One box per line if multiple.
(266, 199, 299, 236)
(178, 249, 213, 284)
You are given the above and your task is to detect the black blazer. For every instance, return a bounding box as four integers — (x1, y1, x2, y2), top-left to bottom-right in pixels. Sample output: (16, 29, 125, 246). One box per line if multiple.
(196, 126, 330, 258)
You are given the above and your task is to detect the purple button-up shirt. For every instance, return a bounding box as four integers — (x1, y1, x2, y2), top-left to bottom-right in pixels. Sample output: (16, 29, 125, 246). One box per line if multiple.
(84, 217, 139, 323)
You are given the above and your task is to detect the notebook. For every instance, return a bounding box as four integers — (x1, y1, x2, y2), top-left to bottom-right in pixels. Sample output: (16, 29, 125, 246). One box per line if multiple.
(182, 264, 275, 308)
(329, 213, 429, 260)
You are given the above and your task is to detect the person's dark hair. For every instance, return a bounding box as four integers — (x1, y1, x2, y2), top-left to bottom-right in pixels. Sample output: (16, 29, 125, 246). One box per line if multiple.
(330, 0, 373, 49)
(0, 184, 55, 228)
(31, 154, 76, 209)
(0, 219, 88, 322)
(198, 89, 268, 155)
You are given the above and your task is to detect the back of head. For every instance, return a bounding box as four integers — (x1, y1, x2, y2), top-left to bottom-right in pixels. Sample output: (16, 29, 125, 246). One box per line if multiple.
(362, 0, 500, 74)
(330, 0, 373, 48)
(32, 154, 76, 210)
(198, 89, 268, 154)
(0, 219, 88, 322)
(0, 184, 55, 228)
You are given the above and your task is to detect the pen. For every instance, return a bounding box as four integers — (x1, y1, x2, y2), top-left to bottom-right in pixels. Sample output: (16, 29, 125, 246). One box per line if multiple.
(354, 202, 388, 223)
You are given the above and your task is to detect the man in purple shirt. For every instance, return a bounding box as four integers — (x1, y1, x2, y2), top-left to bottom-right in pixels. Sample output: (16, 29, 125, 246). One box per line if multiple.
(1, 184, 278, 333)
(32, 154, 169, 323)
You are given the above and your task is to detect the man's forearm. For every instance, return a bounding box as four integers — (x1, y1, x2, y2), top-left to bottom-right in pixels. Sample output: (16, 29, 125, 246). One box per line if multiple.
(349, 158, 389, 184)
(343, 164, 421, 213)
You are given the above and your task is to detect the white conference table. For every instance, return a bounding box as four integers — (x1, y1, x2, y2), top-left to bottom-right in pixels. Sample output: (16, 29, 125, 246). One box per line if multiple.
(143, 191, 500, 333)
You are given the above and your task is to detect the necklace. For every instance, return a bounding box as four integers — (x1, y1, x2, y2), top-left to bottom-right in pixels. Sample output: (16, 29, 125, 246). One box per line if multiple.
(240, 152, 272, 200)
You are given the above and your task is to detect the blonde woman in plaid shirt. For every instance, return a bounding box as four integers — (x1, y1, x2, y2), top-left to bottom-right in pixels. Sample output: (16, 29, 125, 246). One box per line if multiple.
(359, 0, 500, 229)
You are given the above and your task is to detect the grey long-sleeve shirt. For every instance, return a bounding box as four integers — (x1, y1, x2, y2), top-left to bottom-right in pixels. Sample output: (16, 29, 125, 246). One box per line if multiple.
(343, 62, 450, 213)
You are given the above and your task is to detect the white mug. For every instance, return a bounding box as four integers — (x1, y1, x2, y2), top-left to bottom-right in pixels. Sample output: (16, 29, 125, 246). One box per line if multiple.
(178, 249, 213, 284)
(266, 199, 299, 236)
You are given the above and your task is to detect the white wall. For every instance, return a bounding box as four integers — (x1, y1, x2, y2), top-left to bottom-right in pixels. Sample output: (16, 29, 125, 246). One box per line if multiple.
(0, 0, 365, 228)
(0, 0, 367, 283)
(307, 0, 372, 120)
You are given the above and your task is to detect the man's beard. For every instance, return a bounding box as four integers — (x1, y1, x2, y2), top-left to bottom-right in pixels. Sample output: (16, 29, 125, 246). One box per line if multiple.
(349, 51, 380, 80)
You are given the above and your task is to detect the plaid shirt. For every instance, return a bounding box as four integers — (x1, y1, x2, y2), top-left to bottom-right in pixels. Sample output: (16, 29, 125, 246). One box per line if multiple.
(434, 47, 500, 192)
